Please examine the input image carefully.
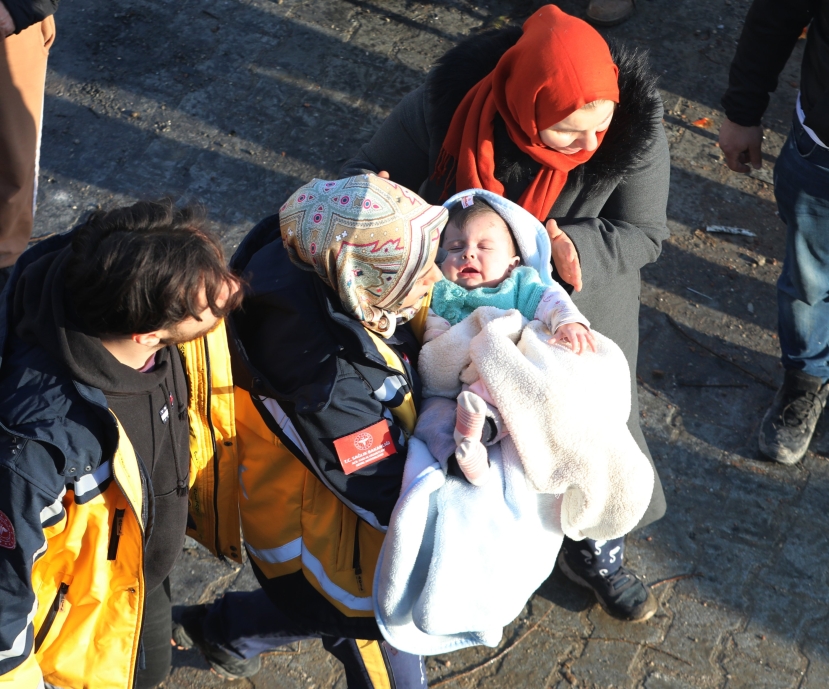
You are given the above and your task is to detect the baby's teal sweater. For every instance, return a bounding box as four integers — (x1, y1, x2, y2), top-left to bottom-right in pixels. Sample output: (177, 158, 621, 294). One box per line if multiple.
(430, 266, 548, 325)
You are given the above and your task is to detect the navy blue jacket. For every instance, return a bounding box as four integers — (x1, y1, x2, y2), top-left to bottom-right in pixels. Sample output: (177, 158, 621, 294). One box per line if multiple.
(0, 232, 125, 678)
(4, 0, 58, 33)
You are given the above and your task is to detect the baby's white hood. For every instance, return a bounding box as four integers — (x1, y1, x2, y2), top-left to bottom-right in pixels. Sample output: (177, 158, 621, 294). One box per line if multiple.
(443, 189, 555, 286)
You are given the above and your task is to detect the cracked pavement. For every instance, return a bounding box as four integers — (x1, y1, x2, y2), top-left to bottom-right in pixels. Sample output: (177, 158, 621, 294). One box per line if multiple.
(32, 0, 828, 686)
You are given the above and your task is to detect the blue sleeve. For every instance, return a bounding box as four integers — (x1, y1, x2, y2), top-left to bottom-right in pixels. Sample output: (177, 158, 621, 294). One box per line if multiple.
(513, 267, 548, 321)
(0, 444, 63, 680)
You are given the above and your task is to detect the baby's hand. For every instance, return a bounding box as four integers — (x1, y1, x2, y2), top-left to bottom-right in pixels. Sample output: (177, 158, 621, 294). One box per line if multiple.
(549, 322, 596, 355)
(423, 311, 451, 344)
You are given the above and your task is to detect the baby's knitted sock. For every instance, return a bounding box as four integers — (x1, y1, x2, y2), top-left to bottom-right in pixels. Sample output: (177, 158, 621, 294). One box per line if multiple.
(455, 438, 490, 486)
(453, 391, 490, 486)
(454, 391, 487, 445)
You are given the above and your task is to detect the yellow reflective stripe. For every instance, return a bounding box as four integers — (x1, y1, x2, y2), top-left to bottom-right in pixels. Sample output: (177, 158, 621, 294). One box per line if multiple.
(356, 639, 392, 689)
(407, 289, 432, 345)
(364, 330, 417, 435)
(110, 416, 144, 530)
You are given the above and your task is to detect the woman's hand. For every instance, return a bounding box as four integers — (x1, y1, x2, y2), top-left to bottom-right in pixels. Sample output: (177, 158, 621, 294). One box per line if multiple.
(546, 219, 582, 292)
(549, 322, 595, 354)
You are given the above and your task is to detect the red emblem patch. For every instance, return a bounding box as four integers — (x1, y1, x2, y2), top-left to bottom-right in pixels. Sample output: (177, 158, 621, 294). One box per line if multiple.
(333, 420, 396, 475)
(0, 510, 16, 549)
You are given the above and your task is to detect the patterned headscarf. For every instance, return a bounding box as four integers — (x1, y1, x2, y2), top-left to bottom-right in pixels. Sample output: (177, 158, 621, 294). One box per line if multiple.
(280, 175, 448, 337)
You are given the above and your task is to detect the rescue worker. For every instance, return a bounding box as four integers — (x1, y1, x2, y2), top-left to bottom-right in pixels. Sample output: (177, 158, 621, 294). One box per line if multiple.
(0, 200, 243, 689)
(172, 175, 445, 688)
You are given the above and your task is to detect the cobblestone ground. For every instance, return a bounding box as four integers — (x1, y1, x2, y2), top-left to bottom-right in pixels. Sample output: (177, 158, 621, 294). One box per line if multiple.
(33, 0, 828, 686)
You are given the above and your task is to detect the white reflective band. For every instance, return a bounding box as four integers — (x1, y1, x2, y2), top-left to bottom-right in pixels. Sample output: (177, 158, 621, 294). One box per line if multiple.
(32, 538, 47, 563)
(373, 375, 404, 402)
(0, 599, 37, 661)
(246, 537, 302, 564)
(259, 398, 313, 462)
(40, 487, 66, 524)
(73, 461, 111, 497)
(301, 546, 373, 612)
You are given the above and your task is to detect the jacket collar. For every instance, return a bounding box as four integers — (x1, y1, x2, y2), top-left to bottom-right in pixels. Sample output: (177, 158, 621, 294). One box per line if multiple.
(229, 215, 417, 413)
(0, 229, 118, 476)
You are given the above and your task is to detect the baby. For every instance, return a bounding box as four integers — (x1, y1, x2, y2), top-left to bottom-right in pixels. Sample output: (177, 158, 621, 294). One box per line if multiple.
(416, 194, 595, 485)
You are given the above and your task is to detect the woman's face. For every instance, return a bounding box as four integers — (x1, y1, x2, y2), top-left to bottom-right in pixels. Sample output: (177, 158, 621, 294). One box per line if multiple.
(539, 100, 615, 155)
(397, 260, 443, 310)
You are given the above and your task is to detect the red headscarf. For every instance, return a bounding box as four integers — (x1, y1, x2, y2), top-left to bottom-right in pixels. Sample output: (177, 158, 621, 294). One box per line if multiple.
(432, 5, 620, 221)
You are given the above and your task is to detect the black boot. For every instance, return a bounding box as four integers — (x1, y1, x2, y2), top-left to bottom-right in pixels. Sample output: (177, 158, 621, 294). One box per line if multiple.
(172, 604, 262, 679)
(557, 536, 657, 622)
(759, 369, 829, 465)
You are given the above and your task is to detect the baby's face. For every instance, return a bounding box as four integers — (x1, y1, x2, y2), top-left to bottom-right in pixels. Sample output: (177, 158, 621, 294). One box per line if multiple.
(441, 212, 520, 289)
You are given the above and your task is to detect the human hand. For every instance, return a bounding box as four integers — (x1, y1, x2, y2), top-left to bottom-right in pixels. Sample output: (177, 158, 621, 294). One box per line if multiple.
(718, 118, 763, 173)
(423, 310, 451, 343)
(377, 170, 390, 179)
(0, 2, 15, 40)
(549, 322, 596, 355)
(546, 219, 582, 292)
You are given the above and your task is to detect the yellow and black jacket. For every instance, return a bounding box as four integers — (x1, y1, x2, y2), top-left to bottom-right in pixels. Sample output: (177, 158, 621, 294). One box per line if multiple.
(0, 232, 240, 689)
(227, 214, 424, 639)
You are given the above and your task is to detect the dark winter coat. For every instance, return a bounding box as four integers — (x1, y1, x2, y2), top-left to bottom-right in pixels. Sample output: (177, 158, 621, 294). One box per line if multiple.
(0, 230, 240, 688)
(226, 215, 424, 638)
(722, 0, 829, 144)
(341, 28, 670, 528)
(4, 0, 58, 33)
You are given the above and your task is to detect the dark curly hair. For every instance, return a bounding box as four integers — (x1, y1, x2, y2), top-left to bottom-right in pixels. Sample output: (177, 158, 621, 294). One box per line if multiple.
(65, 199, 243, 337)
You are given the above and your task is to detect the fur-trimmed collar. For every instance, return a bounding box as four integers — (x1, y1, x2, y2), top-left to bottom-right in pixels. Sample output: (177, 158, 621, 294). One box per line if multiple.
(426, 27, 662, 197)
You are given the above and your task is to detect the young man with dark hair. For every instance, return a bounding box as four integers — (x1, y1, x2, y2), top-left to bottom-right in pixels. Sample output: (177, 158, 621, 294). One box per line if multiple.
(0, 200, 243, 689)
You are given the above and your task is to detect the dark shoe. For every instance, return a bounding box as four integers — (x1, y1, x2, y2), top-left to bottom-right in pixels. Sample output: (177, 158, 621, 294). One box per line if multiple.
(586, 0, 636, 27)
(172, 604, 262, 680)
(759, 370, 829, 465)
(557, 550, 657, 622)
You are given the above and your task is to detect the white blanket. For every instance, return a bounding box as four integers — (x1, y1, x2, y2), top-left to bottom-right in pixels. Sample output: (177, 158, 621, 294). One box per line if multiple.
(419, 306, 654, 541)
(373, 190, 653, 654)
(373, 436, 563, 655)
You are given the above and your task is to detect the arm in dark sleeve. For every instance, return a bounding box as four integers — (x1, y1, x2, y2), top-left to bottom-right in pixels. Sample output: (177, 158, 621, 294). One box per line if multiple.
(559, 118, 671, 294)
(721, 0, 813, 125)
(289, 359, 411, 529)
(3, 0, 58, 35)
(339, 84, 433, 193)
(0, 453, 62, 686)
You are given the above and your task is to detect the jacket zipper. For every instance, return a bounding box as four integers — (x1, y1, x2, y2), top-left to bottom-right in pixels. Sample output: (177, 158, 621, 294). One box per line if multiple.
(379, 641, 398, 689)
(107, 508, 125, 560)
(34, 582, 69, 652)
(353, 519, 363, 592)
(203, 337, 223, 560)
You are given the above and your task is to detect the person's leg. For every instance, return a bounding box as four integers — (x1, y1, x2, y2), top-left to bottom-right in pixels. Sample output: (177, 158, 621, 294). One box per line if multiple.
(175, 589, 428, 688)
(0, 16, 55, 275)
(134, 579, 173, 689)
(557, 536, 657, 622)
(760, 115, 829, 464)
(322, 637, 428, 689)
(173, 588, 311, 679)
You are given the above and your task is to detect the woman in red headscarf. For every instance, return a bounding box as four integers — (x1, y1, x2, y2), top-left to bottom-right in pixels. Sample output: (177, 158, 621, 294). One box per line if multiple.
(342, 5, 669, 623)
